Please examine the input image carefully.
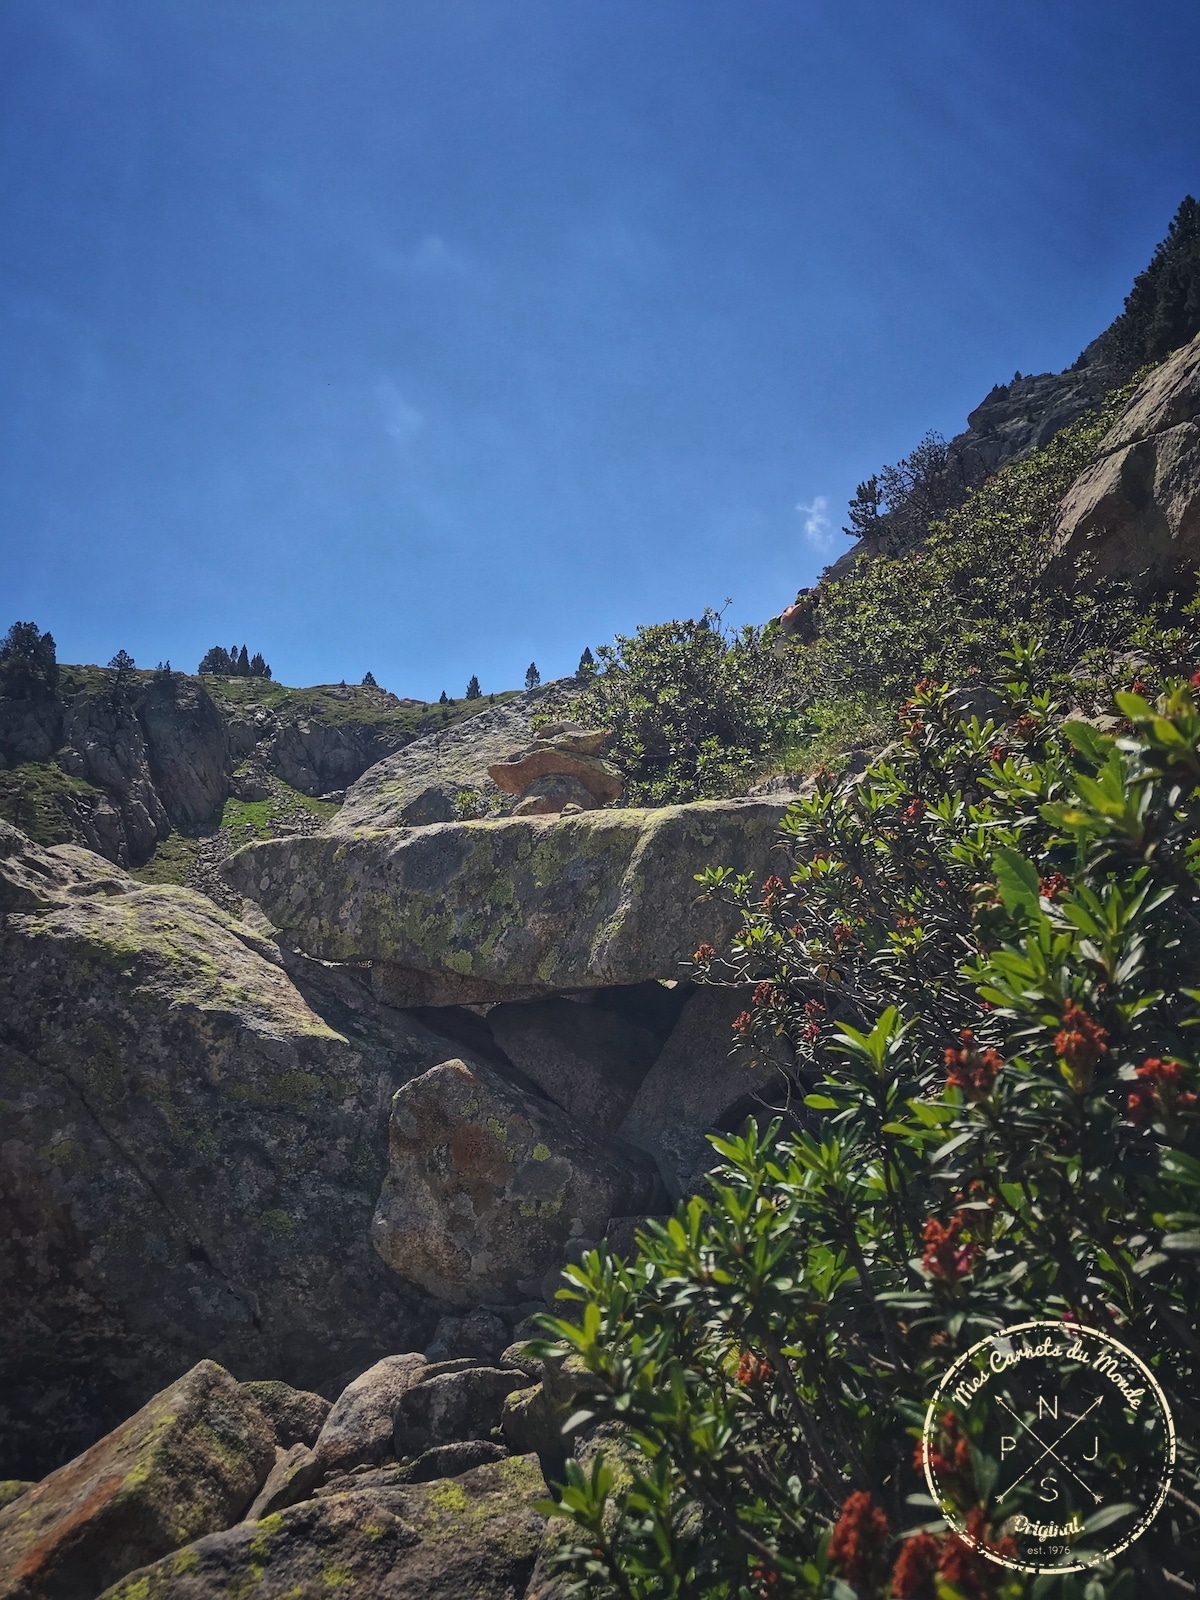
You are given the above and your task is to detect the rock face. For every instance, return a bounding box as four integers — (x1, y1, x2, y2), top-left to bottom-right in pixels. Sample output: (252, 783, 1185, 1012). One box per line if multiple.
(619, 986, 787, 1199)
(98, 1456, 547, 1600)
(1051, 331, 1200, 588)
(332, 689, 563, 831)
(0, 822, 478, 1479)
(371, 1058, 663, 1305)
(0, 1360, 274, 1600)
(136, 678, 231, 828)
(224, 799, 791, 1003)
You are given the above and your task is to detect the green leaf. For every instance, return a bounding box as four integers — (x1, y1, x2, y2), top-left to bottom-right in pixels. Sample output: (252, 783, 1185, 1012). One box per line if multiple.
(804, 1094, 839, 1110)
(1161, 1232, 1200, 1253)
(992, 846, 1041, 915)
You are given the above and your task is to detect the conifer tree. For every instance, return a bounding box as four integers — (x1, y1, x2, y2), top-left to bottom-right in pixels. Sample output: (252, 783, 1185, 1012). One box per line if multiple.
(524, 661, 541, 690)
(465, 675, 482, 700)
(0, 621, 58, 695)
(237, 645, 250, 675)
(198, 646, 232, 675)
(576, 646, 595, 676)
(362, 670, 377, 687)
(249, 653, 271, 679)
(439, 690, 449, 704)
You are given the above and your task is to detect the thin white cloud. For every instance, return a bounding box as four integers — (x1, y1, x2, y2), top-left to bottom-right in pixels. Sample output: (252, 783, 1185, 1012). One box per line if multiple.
(796, 494, 834, 554)
(376, 378, 424, 445)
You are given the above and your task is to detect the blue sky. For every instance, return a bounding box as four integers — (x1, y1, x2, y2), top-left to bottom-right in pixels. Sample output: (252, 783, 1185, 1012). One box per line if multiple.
(1, 2, 1198, 698)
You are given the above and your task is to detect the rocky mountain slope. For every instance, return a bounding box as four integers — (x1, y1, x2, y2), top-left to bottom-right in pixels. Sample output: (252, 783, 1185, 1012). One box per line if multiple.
(0, 665, 522, 876)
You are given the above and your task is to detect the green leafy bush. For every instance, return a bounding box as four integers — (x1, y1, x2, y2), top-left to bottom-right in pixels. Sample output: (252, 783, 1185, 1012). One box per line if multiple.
(534, 642, 1200, 1598)
(564, 608, 808, 805)
(805, 382, 1149, 708)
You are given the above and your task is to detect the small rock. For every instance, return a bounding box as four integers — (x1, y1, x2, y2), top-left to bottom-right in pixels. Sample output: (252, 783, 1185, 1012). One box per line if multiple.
(0, 1360, 274, 1600)
(394, 1366, 534, 1456)
(488, 743, 623, 805)
(240, 1380, 331, 1449)
(311, 1354, 428, 1475)
(397, 1439, 508, 1482)
(371, 1058, 664, 1305)
(424, 1308, 510, 1364)
(243, 1442, 324, 1521)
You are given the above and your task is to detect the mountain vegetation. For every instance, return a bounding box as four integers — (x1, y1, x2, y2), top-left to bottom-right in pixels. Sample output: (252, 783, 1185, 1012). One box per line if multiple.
(198, 643, 273, 677)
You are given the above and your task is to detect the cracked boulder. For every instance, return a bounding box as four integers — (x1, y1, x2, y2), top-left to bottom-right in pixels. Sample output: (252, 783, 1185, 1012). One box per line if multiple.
(0, 1360, 274, 1600)
(224, 798, 791, 1003)
(371, 1058, 663, 1305)
(0, 823, 478, 1480)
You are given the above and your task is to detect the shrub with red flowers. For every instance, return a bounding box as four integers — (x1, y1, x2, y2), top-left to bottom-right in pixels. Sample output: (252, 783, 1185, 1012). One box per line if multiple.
(534, 645, 1200, 1600)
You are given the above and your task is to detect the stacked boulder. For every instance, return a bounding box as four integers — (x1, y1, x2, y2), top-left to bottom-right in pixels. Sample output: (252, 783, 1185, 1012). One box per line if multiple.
(487, 723, 622, 815)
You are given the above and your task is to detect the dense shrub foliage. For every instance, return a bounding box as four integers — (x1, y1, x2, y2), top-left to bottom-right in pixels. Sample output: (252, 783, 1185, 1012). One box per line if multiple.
(198, 643, 272, 677)
(803, 381, 1146, 707)
(564, 609, 807, 805)
(536, 643, 1200, 1599)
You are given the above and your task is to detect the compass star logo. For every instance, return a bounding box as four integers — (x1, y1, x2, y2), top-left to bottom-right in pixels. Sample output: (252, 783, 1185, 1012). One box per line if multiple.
(923, 1321, 1175, 1573)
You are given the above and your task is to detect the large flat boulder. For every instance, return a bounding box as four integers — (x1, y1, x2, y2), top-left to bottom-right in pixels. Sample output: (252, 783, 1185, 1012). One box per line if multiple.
(1050, 331, 1200, 588)
(97, 1455, 547, 1600)
(0, 1360, 274, 1600)
(223, 799, 791, 1001)
(0, 823, 474, 1480)
(371, 1058, 663, 1305)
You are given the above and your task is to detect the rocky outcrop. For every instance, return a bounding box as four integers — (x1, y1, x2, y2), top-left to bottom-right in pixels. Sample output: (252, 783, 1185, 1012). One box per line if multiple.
(99, 1456, 548, 1600)
(136, 678, 231, 827)
(0, 822, 480, 1479)
(1050, 331, 1200, 589)
(55, 694, 170, 866)
(224, 799, 791, 1003)
(332, 689, 564, 831)
(262, 717, 404, 798)
(0, 1360, 275, 1600)
(371, 1058, 663, 1305)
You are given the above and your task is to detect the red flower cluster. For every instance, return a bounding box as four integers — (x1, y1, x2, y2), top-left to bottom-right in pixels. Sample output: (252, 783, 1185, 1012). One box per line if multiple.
(732, 1010, 755, 1036)
(913, 1412, 972, 1482)
(1012, 714, 1039, 741)
(753, 981, 777, 1008)
(1055, 1001, 1108, 1091)
(890, 1531, 940, 1598)
(734, 1349, 771, 1385)
(750, 1563, 781, 1595)
(921, 1213, 978, 1281)
(988, 743, 1007, 763)
(692, 942, 716, 964)
(828, 1491, 891, 1590)
(943, 1029, 1003, 1101)
(1127, 1057, 1197, 1126)
(1038, 870, 1069, 899)
(804, 998, 826, 1017)
(802, 1022, 821, 1041)
(902, 796, 927, 823)
(833, 921, 854, 945)
(762, 874, 786, 909)
(892, 1511, 1014, 1600)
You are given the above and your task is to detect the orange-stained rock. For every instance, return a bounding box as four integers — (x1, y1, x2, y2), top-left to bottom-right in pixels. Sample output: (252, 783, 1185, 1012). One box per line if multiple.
(487, 741, 622, 804)
(0, 1361, 274, 1600)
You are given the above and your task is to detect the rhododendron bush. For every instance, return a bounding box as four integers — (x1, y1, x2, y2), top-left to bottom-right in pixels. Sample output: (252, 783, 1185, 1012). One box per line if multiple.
(533, 640, 1199, 1599)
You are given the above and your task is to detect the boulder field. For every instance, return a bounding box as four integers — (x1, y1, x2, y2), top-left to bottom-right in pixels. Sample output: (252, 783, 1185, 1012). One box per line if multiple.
(1, 783, 794, 1486)
(0, 1347, 578, 1600)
